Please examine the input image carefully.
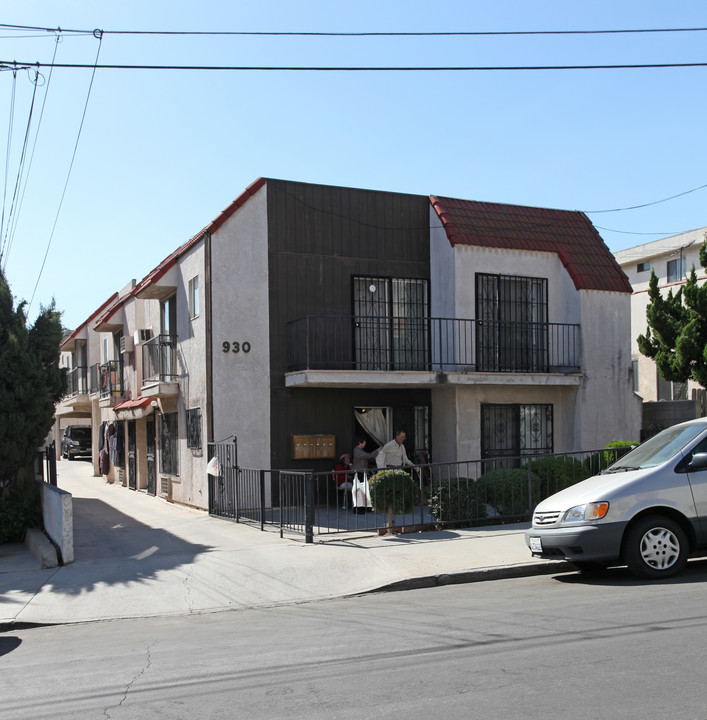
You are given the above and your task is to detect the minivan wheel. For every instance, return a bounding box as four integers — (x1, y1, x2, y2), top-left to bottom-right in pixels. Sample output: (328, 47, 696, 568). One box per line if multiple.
(623, 515, 688, 579)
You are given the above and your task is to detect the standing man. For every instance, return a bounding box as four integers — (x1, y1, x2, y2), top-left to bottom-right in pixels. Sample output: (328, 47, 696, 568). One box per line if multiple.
(376, 430, 413, 469)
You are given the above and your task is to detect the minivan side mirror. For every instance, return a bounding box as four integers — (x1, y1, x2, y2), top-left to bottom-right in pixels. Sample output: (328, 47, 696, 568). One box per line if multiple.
(688, 452, 707, 471)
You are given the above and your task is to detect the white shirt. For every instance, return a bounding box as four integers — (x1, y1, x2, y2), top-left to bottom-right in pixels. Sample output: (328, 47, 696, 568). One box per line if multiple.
(376, 439, 412, 468)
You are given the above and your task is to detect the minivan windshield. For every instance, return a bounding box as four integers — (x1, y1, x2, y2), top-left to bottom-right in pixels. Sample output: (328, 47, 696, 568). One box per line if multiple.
(72, 427, 91, 440)
(606, 422, 707, 472)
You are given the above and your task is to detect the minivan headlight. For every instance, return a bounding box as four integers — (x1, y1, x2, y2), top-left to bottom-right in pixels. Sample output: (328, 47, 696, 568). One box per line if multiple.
(563, 502, 609, 523)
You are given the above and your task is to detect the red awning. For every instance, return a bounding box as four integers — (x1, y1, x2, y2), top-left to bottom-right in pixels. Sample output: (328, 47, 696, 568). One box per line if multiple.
(113, 397, 155, 419)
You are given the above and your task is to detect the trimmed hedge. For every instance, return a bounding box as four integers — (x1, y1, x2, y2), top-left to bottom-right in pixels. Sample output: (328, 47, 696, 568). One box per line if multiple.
(476, 467, 540, 517)
(524, 455, 591, 497)
(369, 470, 418, 516)
(427, 477, 487, 523)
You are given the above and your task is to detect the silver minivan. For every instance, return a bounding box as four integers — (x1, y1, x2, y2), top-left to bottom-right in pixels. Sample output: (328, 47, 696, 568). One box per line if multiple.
(525, 418, 707, 578)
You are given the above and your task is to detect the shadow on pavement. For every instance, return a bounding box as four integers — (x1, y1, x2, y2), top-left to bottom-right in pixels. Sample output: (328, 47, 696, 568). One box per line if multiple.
(0, 497, 213, 598)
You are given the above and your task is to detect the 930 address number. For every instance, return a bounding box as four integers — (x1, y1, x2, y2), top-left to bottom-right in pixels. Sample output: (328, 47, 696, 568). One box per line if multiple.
(222, 341, 251, 354)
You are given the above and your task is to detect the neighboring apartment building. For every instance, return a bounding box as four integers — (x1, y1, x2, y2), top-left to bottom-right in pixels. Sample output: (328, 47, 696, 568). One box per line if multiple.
(55, 178, 641, 510)
(614, 226, 707, 403)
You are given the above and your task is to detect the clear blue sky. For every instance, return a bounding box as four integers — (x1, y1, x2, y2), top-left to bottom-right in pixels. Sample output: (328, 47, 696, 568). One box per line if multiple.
(2, 0, 707, 330)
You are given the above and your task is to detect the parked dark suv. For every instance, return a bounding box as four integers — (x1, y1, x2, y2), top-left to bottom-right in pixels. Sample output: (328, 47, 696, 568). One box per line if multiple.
(61, 425, 92, 461)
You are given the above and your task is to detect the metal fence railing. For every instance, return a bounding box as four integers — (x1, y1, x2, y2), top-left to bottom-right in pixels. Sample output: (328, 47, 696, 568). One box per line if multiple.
(142, 334, 178, 384)
(288, 315, 581, 374)
(35, 441, 57, 486)
(207, 446, 632, 543)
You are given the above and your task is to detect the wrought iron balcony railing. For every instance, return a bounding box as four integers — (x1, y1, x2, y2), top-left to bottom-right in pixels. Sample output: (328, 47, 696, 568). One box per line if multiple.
(142, 334, 178, 384)
(66, 365, 88, 396)
(89, 363, 101, 394)
(288, 315, 580, 374)
(99, 360, 123, 400)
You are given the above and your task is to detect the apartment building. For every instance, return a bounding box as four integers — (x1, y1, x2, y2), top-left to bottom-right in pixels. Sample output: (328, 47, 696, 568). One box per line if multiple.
(55, 178, 641, 510)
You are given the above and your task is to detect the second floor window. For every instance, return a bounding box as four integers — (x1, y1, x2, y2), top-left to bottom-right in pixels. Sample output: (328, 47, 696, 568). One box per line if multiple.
(667, 257, 686, 283)
(476, 273, 548, 372)
(353, 276, 429, 371)
(188, 276, 199, 319)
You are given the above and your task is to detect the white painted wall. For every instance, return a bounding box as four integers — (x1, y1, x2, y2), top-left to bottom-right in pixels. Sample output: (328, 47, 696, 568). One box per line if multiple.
(210, 184, 271, 470)
(577, 290, 642, 445)
(429, 221, 636, 460)
(171, 241, 208, 508)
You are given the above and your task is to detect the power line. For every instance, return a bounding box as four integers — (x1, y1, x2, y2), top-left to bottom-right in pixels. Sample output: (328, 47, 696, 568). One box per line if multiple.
(4, 60, 707, 72)
(0, 71, 38, 271)
(2, 23, 707, 37)
(584, 182, 707, 214)
(3, 39, 60, 270)
(27, 32, 103, 313)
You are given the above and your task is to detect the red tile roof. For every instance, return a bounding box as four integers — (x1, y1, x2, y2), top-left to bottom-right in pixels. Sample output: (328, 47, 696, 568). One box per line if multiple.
(430, 196, 632, 293)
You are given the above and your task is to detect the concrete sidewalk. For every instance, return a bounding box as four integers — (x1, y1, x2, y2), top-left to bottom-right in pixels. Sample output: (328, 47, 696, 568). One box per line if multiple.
(0, 460, 572, 631)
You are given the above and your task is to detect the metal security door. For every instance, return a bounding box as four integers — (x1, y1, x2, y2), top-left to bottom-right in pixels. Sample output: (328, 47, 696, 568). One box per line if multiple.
(353, 277, 428, 370)
(146, 416, 156, 496)
(127, 420, 136, 490)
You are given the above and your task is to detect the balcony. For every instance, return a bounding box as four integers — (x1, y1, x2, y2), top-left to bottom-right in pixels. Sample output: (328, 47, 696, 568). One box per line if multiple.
(142, 334, 178, 397)
(89, 363, 101, 395)
(99, 360, 124, 404)
(66, 366, 88, 396)
(56, 365, 91, 415)
(287, 315, 581, 388)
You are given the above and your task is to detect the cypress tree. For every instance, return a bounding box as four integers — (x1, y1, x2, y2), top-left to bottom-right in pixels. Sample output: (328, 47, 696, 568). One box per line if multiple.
(0, 269, 67, 486)
(637, 241, 707, 388)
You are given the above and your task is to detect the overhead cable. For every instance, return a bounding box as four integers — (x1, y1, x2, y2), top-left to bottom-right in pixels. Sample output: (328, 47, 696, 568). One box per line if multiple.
(0, 71, 38, 272)
(584, 182, 707, 214)
(27, 31, 103, 313)
(3, 59, 707, 72)
(0, 70, 17, 267)
(2, 23, 707, 37)
(3, 38, 60, 270)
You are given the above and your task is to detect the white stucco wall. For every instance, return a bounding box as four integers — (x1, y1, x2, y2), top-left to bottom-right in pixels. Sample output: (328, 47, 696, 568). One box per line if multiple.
(429, 220, 587, 461)
(577, 290, 641, 446)
(171, 242, 208, 507)
(210, 184, 271, 469)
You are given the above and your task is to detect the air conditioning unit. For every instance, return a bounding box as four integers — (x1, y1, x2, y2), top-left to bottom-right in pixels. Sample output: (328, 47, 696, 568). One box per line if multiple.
(133, 328, 153, 344)
(120, 336, 134, 354)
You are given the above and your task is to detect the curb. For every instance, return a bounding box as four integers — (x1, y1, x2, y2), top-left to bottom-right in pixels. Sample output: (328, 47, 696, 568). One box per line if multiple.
(372, 560, 574, 593)
(0, 561, 574, 633)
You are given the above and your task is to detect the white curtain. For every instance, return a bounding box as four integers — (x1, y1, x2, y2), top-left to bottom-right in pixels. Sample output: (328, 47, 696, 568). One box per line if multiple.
(354, 408, 389, 447)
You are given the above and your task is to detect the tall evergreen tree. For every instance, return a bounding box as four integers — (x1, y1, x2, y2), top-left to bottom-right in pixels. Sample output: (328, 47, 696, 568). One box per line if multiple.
(0, 269, 67, 485)
(637, 241, 707, 388)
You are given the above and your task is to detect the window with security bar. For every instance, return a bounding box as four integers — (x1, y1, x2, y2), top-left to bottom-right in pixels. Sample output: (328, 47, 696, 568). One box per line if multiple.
(481, 403, 553, 470)
(186, 408, 202, 449)
(160, 412, 179, 475)
(353, 276, 429, 370)
(476, 273, 548, 372)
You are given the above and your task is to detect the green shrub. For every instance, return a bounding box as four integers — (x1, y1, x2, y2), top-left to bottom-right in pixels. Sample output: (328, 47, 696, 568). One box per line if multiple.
(524, 455, 590, 497)
(0, 479, 42, 544)
(476, 467, 540, 517)
(369, 470, 418, 524)
(585, 441, 636, 476)
(427, 477, 487, 524)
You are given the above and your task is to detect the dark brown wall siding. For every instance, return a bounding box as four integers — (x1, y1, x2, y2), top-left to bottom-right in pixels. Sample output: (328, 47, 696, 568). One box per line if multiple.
(266, 180, 431, 470)
(270, 386, 432, 472)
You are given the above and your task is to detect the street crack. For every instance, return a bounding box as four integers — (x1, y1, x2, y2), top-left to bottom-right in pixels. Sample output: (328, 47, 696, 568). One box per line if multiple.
(104, 643, 152, 718)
